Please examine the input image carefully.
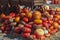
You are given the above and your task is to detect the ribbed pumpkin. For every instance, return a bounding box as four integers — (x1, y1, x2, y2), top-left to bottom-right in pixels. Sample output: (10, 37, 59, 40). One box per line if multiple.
(34, 19, 42, 24)
(15, 16, 20, 22)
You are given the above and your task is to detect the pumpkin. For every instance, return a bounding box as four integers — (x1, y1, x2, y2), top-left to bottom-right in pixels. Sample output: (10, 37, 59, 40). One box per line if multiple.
(33, 11, 41, 17)
(15, 16, 20, 22)
(34, 16, 41, 20)
(53, 22, 59, 28)
(26, 12, 32, 18)
(1, 13, 6, 18)
(57, 15, 60, 19)
(35, 29, 44, 36)
(34, 19, 42, 24)
(56, 7, 60, 12)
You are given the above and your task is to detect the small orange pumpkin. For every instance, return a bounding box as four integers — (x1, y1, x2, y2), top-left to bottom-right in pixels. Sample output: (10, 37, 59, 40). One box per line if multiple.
(53, 22, 59, 28)
(33, 11, 41, 17)
(15, 16, 20, 22)
(26, 12, 32, 18)
(1, 13, 6, 18)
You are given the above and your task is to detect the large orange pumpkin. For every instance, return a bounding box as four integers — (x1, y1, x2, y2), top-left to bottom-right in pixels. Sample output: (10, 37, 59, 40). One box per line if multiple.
(34, 19, 42, 24)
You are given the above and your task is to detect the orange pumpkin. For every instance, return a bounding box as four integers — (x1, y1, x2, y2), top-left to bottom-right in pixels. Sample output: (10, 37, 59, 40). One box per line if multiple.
(33, 11, 41, 17)
(56, 15, 60, 19)
(26, 12, 32, 18)
(1, 13, 6, 18)
(53, 22, 59, 28)
(34, 19, 42, 24)
(56, 7, 60, 12)
(15, 16, 20, 22)
(34, 16, 41, 20)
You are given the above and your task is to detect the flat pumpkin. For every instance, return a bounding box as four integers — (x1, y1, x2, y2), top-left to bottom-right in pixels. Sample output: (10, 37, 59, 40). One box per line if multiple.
(34, 19, 42, 24)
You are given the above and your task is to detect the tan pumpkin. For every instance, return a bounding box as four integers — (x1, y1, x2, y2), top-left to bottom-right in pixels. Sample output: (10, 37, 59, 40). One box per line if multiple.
(35, 29, 44, 36)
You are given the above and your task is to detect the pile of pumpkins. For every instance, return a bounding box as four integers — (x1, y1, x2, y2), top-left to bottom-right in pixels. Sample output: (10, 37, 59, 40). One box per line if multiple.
(0, 5, 60, 40)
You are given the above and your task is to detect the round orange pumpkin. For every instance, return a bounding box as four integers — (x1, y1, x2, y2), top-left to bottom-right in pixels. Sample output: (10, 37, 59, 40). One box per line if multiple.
(15, 16, 20, 22)
(56, 7, 60, 12)
(53, 22, 59, 28)
(33, 11, 41, 17)
(34, 16, 41, 20)
(26, 12, 32, 18)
